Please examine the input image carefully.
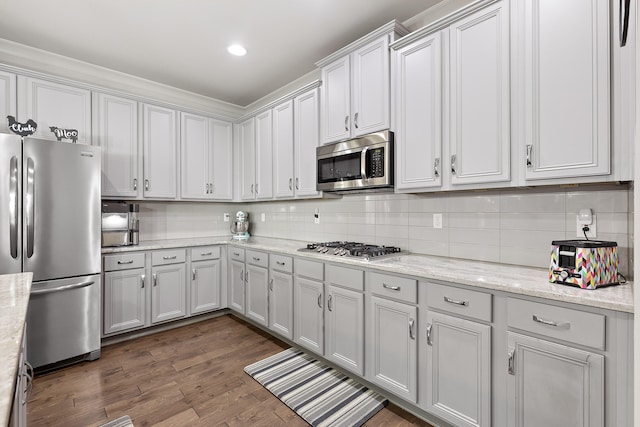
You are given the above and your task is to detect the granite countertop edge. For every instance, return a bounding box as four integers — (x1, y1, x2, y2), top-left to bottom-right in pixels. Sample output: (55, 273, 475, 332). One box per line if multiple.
(102, 236, 634, 314)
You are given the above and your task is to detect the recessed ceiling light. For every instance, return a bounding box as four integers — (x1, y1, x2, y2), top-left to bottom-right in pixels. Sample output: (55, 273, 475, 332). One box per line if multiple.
(228, 44, 247, 56)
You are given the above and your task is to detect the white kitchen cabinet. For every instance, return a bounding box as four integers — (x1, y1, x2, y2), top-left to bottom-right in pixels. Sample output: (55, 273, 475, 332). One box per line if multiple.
(17, 76, 91, 144)
(507, 331, 604, 427)
(240, 117, 256, 200)
(229, 258, 246, 314)
(392, 31, 443, 190)
(321, 56, 351, 143)
(103, 267, 146, 334)
(94, 93, 139, 198)
(425, 310, 491, 427)
(255, 110, 273, 199)
(246, 251, 269, 326)
(142, 103, 178, 199)
(180, 113, 233, 200)
(273, 100, 295, 198)
(269, 269, 294, 339)
(151, 263, 186, 323)
(325, 283, 364, 376)
(294, 275, 324, 354)
(449, 0, 510, 185)
(0, 70, 16, 135)
(518, 0, 610, 181)
(368, 295, 418, 402)
(190, 259, 221, 315)
(294, 87, 321, 197)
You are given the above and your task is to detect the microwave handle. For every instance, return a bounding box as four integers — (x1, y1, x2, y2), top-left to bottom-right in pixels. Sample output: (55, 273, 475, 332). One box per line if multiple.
(360, 147, 369, 181)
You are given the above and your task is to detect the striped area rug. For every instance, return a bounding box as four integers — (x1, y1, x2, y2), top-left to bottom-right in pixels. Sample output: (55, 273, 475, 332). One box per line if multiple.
(244, 348, 387, 427)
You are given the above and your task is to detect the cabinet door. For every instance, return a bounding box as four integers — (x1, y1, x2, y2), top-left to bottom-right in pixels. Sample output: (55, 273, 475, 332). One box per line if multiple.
(180, 112, 209, 199)
(151, 263, 186, 323)
(104, 268, 146, 334)
(294, 88, 321, 197)
(273, 100, 295, 198)
(0, 70, 16, 135)
(507, 332, 604, 427)
(393, 32, 443, 190)
(425, 311, 491, 427)
(229, 259, 245, 314)
(143, 104, 178, 198)
(351, 35, 390, 136)
(268, 270, 293, 339)
(190, 259, 221, 315)
(368, 296, 417, 402)
(210, 119, 233, 200)
(240, 117, 256, 200)
(449, 1, 510, 185)
(17, 76, 91, 144)
(325, 285, 364, 375)
(321, 56, 351, 144)
(246, 264, 269, 326)
(255, 109, 273, 199)
(520, 0, 610, 180)
(294, 276, 324, 354)
(95, 93, 139, 198)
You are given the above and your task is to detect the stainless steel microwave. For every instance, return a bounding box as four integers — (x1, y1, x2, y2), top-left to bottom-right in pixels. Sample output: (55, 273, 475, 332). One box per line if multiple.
(316, 131, 393, 192)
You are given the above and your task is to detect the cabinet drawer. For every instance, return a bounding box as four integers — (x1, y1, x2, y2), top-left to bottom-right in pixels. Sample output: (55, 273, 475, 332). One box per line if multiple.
(190, 246, 220, 261)
(270, 254, 293, 273)
(229, 247, 245, 262)
(369, 272, 417, 304)
(427, 283, 492, 323)
(507, 298, 605, 350)
(246, 250, 268, 268)
(326, 264, 363, 292)
(104, 252, 145, 271)
(151, 249, 186, 266)
(295, 258, 324, 281)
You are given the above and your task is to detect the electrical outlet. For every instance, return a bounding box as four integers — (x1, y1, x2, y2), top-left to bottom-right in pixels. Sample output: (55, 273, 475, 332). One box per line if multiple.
(261, 213, 266, 222)
(433, 213, 443, 229)
(223, 213, 230, 222)
(576, 214, 597, 238)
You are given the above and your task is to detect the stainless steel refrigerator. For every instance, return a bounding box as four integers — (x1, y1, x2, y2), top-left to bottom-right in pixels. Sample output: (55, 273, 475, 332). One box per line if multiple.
(0, 133, 101, 369)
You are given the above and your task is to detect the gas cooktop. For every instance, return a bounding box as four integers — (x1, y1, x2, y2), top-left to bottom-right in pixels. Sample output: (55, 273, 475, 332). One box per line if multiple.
(298, 241, 401, 260)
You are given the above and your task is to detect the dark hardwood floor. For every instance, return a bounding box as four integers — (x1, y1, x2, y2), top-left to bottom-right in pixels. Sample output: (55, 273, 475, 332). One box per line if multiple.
(28, 315, 433, 426)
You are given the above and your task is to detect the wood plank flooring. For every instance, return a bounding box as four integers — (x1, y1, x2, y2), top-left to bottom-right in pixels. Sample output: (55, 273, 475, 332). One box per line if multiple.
(28, 315, 433, 427)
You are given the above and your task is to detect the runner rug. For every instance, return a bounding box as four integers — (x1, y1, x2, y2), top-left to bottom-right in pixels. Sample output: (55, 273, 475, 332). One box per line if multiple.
(244, 348, 387, 427)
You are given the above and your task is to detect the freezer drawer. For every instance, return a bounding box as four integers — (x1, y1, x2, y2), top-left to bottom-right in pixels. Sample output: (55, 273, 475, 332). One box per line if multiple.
(26, 274, 101, 369)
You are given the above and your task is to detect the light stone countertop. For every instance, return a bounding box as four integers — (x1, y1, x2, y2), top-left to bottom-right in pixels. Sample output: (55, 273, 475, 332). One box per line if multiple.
(0, 272, 32, 427)
(103, 236, 634, 313)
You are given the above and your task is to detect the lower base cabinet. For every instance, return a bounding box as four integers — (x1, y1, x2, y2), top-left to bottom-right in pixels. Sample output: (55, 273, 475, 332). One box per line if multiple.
(325, 284, 364, 376)
(151, 262, 187, 324)
(190, 259, 221, 315)
(293, 276, 324, 354)
(104, 268, 146, 334)
(229, 258, 246, 314)
(506, 331, 604, 427)
(246, 252, 269, 327)
(269, 269, 293, 339)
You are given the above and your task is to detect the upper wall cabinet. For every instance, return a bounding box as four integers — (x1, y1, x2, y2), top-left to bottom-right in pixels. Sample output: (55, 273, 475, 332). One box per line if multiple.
(142, 103, 178, 199)
(180, 113, 233, 200)
(273, 99, 295, 198)
(17, 76, 91, 144)
(318, 21, 409, 145)
(0, 71, 16, 135)
(240, 117, 256, 200)
(294, 88, 321, 197)
(94, 93, 139, 198)
(517, 0, 610, 180)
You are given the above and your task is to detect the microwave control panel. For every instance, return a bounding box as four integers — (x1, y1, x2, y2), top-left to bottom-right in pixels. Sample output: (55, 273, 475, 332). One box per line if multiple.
(368, 148, 385, 178)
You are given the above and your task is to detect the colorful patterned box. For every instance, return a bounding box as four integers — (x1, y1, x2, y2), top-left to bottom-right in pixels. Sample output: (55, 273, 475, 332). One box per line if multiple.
(549, 240, 619, 289)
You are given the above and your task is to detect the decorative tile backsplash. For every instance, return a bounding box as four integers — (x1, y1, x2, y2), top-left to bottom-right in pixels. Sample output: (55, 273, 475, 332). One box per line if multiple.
(137, 183, 633, 279)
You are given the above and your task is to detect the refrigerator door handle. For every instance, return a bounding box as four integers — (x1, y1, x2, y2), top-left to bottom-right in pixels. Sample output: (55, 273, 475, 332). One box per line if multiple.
(25, 157, 35, 258)
(9, 156, 18, 259)
(30, 280, 95, 295)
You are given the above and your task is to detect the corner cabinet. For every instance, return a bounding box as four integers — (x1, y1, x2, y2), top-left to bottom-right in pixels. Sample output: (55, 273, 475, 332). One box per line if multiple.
(0, 70, 16, 135)
(94, 93, 139, 198)
(517, 0, 610, 180)
(17, 76, 91, 144)
(142, 103, 178, 199)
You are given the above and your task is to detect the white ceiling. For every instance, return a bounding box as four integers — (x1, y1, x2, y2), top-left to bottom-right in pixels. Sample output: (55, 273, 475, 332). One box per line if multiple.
(0, 0, 438, 106)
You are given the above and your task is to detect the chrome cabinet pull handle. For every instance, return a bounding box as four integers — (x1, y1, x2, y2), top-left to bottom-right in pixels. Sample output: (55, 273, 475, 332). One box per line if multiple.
(289, 178, 292, 190)
(508, 349, 515, 375)
(153, 273, 157, 287)
(25, 157, 34, 258)
(532, 314, 570, 329)
(354, 112, 359, 128)
(240, 269, 244, 282)
(276, 261, 285, 266)
(205, 183, 209, 194)
(255, 183, 259, 194)
(253, 257, 261, 261)
(250, 183, 254, 194)
(201, 252, 213, 256)
(426, 323, 433, 346)
(233, 252, 241, 257)
(450, 154, 456, 175)
(192, 268, 196, 280)
(145, 179, 150, 191)
(434, 157, 440, 178)
(382, 283, 400, 291)
(117, 259, 134, 265)
(295, 178, 299, 190)
(163, 255, 177, 260)
(245, 271, 249, 282)
(317, 293, 322, 308)
(141, 274, 145, 288)
(409, 318, 415, 340)
(344, 115, 349, 131)
(133, 178, 137, 191)
(9, 156, 18, 259)
(526, 144, 533, 167)
(269, 278, 274, 291)
(327, 295, 333, 311)
(444, 296, 469, 307)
